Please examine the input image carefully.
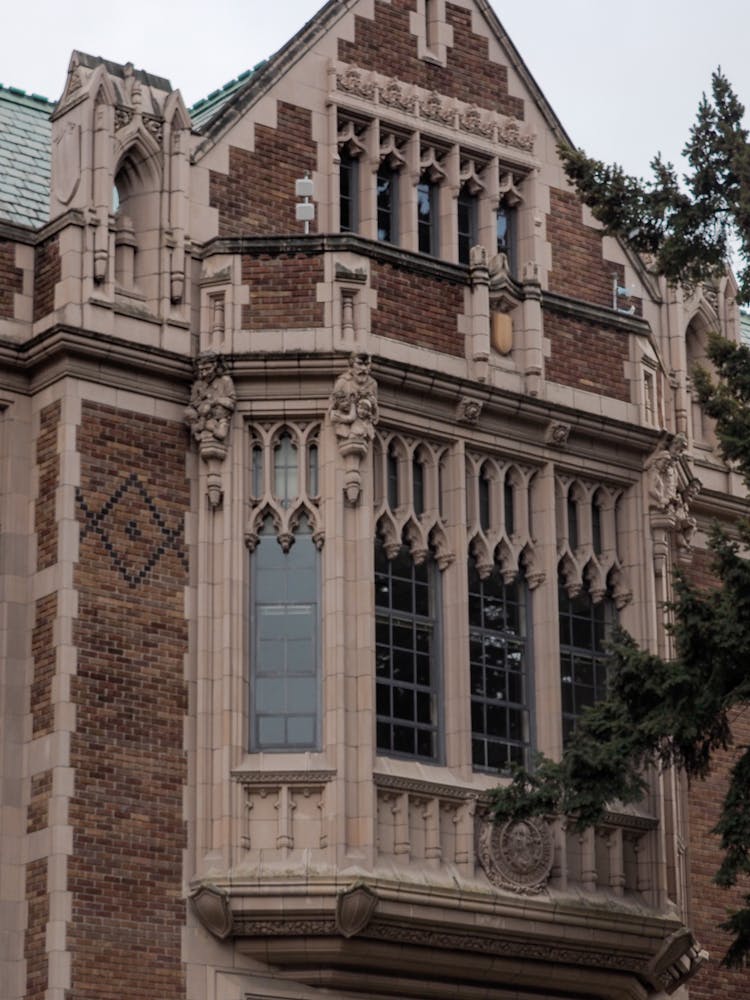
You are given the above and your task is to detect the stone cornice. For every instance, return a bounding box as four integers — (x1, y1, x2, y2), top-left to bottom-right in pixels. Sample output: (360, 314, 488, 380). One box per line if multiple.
(190, 873, 701, 999)
(0, 209, 87, 247)
(0, 324, 192, 399)
(542, 289, 652, 336)
(199, 232, 468, 284)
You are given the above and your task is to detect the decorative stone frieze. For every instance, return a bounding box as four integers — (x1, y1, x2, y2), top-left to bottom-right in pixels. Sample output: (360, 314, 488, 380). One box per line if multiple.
(329, 352, 379, 506)
(185, 351, 236, 509)
(334, 63, 535, 153)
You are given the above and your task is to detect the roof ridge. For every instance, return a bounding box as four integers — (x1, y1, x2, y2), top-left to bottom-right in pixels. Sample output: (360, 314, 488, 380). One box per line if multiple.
(0, 82, 56, 108)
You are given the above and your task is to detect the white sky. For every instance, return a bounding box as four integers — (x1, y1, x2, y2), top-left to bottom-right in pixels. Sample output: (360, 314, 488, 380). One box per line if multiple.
(3, 0, 749, 178)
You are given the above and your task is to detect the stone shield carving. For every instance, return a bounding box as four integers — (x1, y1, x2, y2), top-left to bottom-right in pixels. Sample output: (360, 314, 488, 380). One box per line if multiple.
(54, 122, 81, 205)
(477, 816, 553, 894)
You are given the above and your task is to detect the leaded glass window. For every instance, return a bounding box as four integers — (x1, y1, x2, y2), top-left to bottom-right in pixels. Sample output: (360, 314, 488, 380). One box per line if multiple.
(559, 576, 613, 745)
(375, 540, 439, 761)
(469, 559, 529, 770)
(251, 516, 319, 750)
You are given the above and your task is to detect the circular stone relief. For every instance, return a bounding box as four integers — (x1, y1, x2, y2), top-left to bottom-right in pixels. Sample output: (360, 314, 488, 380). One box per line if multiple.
(477, 816, 554, 894)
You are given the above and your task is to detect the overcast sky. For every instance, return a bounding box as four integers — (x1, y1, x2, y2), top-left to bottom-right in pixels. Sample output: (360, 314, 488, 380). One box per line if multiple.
(3, 0, 749, 178)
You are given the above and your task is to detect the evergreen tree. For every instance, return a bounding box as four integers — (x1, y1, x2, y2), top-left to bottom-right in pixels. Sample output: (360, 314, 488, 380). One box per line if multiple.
(492, 72, 750, 966)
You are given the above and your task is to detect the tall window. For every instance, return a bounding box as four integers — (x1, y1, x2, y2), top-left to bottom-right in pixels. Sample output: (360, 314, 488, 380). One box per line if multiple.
(375, 539, 439, 760)
(340, 148, 358, 233)
(377, 163, 398, 244)
(417, 175, 439, 255)
(248, 424, 322, 751)
(251, 517, 319, 750)
(457, 183, 478, 265)
(469, 560, 529, 770)
(559, 577, 613, 745)
(496, 203, 516, 276)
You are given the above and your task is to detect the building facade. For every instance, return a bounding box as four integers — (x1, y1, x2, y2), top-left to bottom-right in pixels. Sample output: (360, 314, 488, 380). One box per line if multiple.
(1, 2, 748, 999)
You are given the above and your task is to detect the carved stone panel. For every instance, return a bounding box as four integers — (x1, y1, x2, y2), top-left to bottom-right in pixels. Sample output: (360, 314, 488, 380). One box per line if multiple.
(476, 816, 554, 894)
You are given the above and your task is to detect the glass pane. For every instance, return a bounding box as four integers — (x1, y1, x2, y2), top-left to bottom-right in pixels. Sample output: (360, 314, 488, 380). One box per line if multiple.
(416, 691, 432, 723)
(256, 678, 285, 713)
(393, 724, 414, 755)
(258, 716, 285, 747)
(416, 729, 434, 758)
(287, 677, 316, 712)
(414, 582, 429, 617)
(472, 738, 485, 769)
(307, 443, 319, 496)
(487, 740, 506, 771)
(376, 721, 391, 751)
(376, 684, 390, 716)
(287, 716, 315, 746)
(393, 686, 415, 721)
(273, 433, 298, 506)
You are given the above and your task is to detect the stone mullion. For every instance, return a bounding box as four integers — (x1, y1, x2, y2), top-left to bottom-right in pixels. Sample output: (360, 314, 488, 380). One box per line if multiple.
(322, 413, 377, 867)
(443, 438, 471, 775)
(529, 461, 561, 759)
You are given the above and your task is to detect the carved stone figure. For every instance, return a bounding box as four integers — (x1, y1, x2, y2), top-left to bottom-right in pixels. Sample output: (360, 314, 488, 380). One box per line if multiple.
(185, 352, 236, 508)
(328, 353, 379, 505)
(646, 433, 687, 514)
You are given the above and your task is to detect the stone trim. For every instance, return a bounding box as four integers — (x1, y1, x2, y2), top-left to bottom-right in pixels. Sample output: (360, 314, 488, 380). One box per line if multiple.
(542, 289, 652, 336)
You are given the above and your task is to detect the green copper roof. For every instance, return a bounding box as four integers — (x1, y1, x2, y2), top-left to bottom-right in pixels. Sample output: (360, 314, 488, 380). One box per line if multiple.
(189, 62, 265, 131)
(0, 84, 53, 228)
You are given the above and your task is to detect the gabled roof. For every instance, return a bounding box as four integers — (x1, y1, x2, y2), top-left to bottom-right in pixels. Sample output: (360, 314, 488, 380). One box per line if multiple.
(190, 64, 266, 131)
(0, 84, 53, 228)
(191, 0, 574, 159)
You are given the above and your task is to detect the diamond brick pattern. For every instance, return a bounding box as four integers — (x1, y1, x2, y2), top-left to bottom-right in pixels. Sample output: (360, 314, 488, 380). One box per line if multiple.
(76, 471, 188, 588)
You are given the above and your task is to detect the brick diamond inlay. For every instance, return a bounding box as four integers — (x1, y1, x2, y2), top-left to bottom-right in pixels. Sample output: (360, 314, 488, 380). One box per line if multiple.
(76, 472, 188, 587)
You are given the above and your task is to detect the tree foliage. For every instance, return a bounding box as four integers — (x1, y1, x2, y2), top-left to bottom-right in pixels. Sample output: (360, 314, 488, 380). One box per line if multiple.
(560, 71, 750, 304)
(492, 71, 750, 966)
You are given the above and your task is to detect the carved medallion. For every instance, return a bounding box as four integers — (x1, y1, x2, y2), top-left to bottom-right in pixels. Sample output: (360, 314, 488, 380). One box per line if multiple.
(477, 816, 553, 894)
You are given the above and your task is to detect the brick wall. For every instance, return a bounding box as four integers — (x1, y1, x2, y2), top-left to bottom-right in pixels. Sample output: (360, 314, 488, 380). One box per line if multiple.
(35, 400, 60, 571)
(210, 102, 317, 237)
(27, 770, 52, 834)
(242, 252, 324, 329)
(339, 0, 524, 118)
(31, 594, 57, 737)
(0, 238, 23, 318)
(71, 402, 188, 1000)
(547, 188, 642, 315)
(24, 858, 48, 1000)
(543, 309, 630, 401)
(33, 234, 60, 322)
(371, 260, 464, 355)
(683, 548, 750, 1000)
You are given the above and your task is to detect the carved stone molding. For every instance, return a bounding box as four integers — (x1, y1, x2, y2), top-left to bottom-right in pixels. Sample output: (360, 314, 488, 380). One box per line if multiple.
(232, 769, 336, 786)
(476, 816, 554, 895)
(374, 771, 479, 803)
(335, 64, 535, 153)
